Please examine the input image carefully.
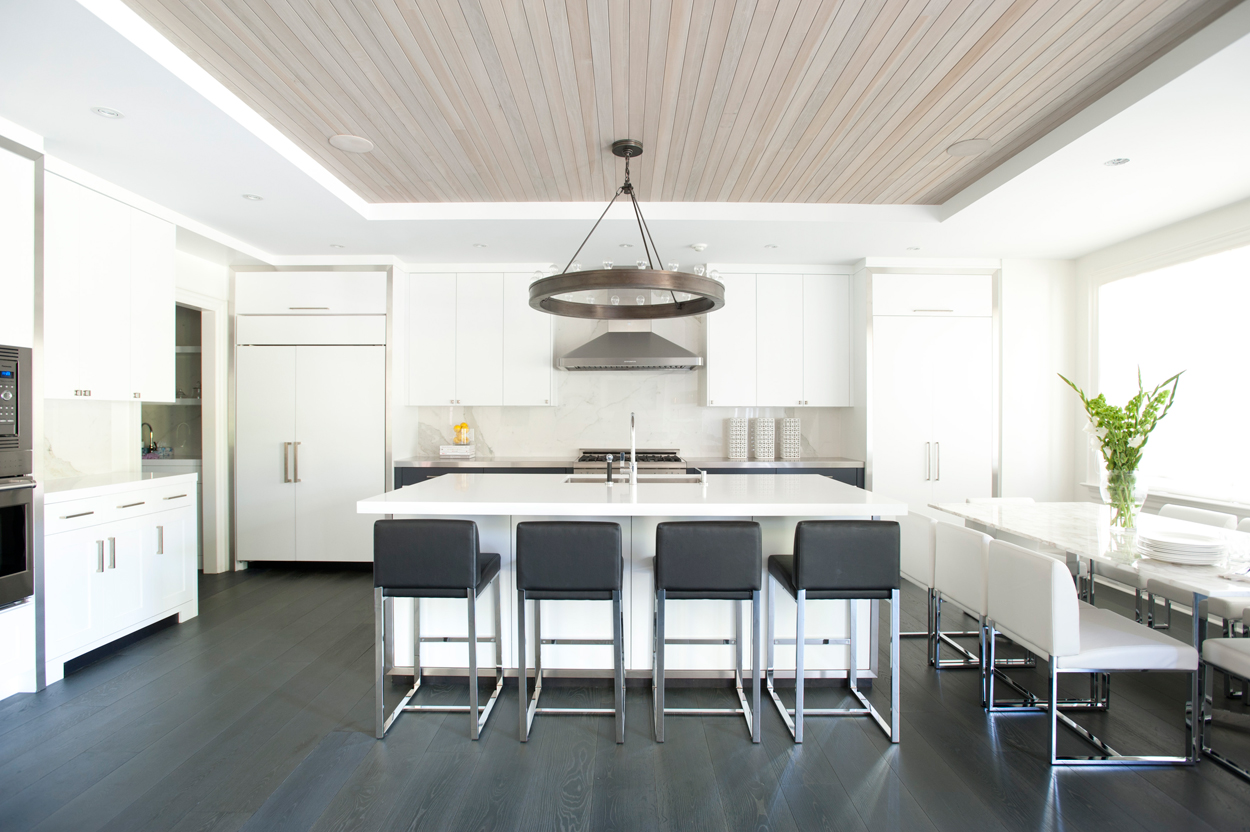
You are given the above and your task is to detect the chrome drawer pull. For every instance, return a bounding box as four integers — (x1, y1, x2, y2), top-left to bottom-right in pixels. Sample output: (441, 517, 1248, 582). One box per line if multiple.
(96, 540, 104, 572)
(118, 501, 145, 509)
(162, 494, 187, 500)
(157, 525, 164, 555)
(61, 510, 95, 519)
(108, 537, 116, 569)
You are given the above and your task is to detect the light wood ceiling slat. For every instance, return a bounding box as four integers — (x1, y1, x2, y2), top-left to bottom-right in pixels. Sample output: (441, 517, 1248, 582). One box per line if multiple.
(122, 0, 1238, 204)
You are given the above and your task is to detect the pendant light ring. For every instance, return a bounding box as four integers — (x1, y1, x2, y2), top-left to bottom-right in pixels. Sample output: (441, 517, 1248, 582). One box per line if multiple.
(529, 269, 724, 320)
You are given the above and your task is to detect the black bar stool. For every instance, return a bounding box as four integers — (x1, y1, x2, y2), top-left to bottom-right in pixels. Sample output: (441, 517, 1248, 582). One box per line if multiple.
(766, 520, 901, 743)
(373, 519, 503, 740)
(516, 521, 625, 743)
(653, 521, 762, 743)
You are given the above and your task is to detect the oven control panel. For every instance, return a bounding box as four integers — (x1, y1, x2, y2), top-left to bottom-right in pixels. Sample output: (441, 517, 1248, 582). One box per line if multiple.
(0, 359, 15, 436)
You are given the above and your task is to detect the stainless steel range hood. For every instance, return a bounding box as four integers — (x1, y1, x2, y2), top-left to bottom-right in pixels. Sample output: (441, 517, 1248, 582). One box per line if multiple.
(559, 330, 703, 371)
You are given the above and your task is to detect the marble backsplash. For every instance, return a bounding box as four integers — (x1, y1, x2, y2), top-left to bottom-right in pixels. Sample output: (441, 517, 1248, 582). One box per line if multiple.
(395, 315, 851, 461)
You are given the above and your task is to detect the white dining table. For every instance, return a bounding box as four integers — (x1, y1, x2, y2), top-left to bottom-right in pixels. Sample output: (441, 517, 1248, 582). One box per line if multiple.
(930, 501, 1250, 651)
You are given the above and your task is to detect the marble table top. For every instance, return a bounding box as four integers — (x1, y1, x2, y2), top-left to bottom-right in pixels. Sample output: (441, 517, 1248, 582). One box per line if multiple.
(360, 473, 906, 518)
(931, 501, 1250, 599)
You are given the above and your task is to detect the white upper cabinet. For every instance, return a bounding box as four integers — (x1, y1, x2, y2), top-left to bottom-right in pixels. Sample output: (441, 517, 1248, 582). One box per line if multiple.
(455, 274, 504, 406)
(705, 272, 851, 407)
(0, 147, 35, 348)
(407, 273, 458, 405)
(802, 274, 851, 407)
(705, 273, 757, 407)
(43, 174, 176, 401)
(406, 272, 553, 406)
(129, 209, 176, 402)
(756, 274, 804, 406)
(235, 272, 387, 314)
(502, 272, 553, 406)
(872, 274, 992, 317)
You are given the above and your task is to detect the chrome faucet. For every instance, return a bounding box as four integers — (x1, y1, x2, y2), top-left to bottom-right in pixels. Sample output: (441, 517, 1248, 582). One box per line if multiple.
(629, 413, 637, 484)
(605, 453, 613, 486)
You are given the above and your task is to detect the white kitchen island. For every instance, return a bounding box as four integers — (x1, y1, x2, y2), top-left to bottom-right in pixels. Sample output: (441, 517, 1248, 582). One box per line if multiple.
(358, 473, 906, 683)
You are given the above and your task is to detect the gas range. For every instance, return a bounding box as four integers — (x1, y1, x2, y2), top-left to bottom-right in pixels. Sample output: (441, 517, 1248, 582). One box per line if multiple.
(573, 448, 687, 476)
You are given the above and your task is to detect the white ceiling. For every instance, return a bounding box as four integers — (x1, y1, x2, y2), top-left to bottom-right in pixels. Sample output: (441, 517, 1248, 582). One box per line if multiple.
(1, 0, 1249, 265)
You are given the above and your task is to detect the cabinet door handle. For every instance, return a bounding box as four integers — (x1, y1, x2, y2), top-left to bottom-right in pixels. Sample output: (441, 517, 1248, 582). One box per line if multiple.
(925, 442, 930, 481)
(283, 442, 292, 483)
(96, 540, 104, 572)
(118, 501, 145, 509)
(156, 525, 164, 555)
(293, 441, 301, 483)
(62, 510, 94, 519)
(289, 306, 330, 310)
(108, 537, 116, 569)
(935, 442, 940, 481)
(162, 494, 187, 500)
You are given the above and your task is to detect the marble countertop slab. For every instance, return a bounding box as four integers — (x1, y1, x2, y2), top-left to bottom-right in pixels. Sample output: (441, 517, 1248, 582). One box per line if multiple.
(362, 473, 905, 518)
(932, 501, 1250, 598)
(394, 456, 865, 469)
(44, 471, 199, 502)
(685, 457, 863, 469)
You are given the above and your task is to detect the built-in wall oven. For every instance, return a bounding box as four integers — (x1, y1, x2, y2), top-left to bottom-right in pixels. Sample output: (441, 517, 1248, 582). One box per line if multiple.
(0, 345, 33, 609)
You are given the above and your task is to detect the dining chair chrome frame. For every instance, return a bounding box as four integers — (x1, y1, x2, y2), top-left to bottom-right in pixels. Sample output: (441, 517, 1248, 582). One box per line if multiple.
(516, 590, 626, 743)
(653, 590, 761, 742)
(1200, 659, 1250, 781)
(765, 579, 900, 744)
(985, 617, 1196, 767)
(374, 581, 504, 740)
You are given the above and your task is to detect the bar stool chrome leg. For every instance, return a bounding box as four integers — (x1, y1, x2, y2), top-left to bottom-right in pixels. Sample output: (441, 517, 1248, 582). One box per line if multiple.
(653, 591, 761, 743)
(376, 579, 504, 740)
(518, 589, 625, 743)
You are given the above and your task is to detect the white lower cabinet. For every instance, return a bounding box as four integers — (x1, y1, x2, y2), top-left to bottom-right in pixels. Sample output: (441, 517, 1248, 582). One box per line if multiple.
(44, 476, 198, 683)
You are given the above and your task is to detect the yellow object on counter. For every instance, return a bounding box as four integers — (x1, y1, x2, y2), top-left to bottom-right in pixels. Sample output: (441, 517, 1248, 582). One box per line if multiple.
(453, 422, 471, 445)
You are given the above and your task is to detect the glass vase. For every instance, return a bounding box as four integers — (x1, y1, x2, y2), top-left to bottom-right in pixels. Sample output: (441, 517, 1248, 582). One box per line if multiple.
(1100, 467, 1146, 529)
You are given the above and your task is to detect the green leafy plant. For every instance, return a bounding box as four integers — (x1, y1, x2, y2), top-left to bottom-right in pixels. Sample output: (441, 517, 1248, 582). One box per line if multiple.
(1058, 369, 1182, 527)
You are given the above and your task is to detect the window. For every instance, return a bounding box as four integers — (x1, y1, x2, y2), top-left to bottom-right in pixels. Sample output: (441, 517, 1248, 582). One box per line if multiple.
(1098, 244, 1250, 504)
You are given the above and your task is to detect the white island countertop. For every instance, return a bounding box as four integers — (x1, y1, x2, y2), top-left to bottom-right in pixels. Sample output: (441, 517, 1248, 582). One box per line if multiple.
(359, 473, 905, 518)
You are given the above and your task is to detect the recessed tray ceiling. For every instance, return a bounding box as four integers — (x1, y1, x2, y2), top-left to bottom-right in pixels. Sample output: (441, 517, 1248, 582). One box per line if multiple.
(122, 0, 1235, 205)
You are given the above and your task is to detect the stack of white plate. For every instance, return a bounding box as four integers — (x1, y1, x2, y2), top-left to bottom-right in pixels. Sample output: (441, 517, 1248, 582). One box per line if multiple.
(1138, 529, 1228, 565)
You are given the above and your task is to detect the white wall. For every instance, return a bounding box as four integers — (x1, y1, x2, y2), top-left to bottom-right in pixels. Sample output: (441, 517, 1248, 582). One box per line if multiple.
(1000, 259, 1077, 501)
(0, 145, 34, 348)
(175, 249, 228, 300)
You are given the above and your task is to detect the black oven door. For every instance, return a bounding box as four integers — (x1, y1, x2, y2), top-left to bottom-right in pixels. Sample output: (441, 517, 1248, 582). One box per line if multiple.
(0, 477, 34, 608)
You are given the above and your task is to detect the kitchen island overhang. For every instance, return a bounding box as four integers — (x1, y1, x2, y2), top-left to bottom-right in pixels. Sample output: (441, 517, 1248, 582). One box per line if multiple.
(358, 474, 906, 684)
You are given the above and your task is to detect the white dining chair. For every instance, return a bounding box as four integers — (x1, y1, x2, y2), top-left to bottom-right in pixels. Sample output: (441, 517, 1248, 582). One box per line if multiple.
(986, 539, 1199, 767)
(932, 523, 991, 674)
(1145, 503, 1240, 630)
(899, 513, 937, 646)
(1199, 635, 1250, 781)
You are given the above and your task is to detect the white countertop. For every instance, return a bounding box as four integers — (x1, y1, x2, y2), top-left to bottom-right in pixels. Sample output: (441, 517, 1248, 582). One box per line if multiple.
(359, 473, 905, 518)
(932, 501, 1250, 599)
(44, 471, 199, 503)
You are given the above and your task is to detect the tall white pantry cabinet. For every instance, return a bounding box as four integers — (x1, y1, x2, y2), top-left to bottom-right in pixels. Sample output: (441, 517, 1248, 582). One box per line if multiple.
(870, 273, 995, 511)
(234, 273, 386, 563)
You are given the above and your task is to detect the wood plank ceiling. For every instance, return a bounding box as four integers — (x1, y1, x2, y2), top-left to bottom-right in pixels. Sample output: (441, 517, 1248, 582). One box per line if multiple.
(123, 0, 1236, 204)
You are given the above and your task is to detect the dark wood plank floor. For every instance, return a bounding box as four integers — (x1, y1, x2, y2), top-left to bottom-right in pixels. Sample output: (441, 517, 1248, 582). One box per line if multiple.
(2, 565, 1250, 831)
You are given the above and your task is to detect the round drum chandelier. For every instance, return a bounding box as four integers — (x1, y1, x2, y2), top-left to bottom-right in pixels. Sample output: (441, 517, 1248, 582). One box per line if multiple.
(529, 140, 725, 320)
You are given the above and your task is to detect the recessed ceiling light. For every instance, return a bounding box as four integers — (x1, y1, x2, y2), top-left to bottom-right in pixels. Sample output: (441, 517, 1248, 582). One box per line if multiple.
(328, 244, 345, 249)
(472, 243, 488, 248)
(241, 193, 263, 201)
(906, 246, 920, 251)
(619, 243, 633, 248)
(1104, 158, 1130, 167)
(946, 138, 992, 157)
(329, 134, 375, 153)
(690, 243, 708, 252)
(764, 244, 778, 249)
(91, 107, 124, 119)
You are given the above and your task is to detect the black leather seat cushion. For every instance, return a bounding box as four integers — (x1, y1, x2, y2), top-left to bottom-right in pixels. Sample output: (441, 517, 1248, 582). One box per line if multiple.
(374, 519, 498, 598)
(655, 521, 761, 599)
(768, 520, 900, 600)
(385, 553, 500, 599)
(517, 521, 622, 601)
